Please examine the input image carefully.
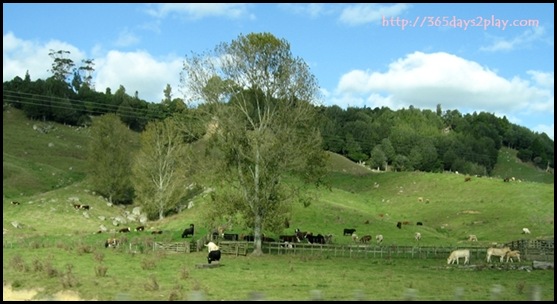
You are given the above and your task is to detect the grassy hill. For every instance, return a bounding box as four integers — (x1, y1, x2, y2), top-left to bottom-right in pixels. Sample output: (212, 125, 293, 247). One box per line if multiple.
(3, 108, 554, 247)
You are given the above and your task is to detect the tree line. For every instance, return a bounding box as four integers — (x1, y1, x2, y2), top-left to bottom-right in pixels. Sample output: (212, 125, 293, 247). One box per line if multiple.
(2, 33, 554, 256)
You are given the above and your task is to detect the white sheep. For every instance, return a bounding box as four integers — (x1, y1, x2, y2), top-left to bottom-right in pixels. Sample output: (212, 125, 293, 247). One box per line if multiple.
(522, 228, 531, 234)
(414, 232, 422, 241)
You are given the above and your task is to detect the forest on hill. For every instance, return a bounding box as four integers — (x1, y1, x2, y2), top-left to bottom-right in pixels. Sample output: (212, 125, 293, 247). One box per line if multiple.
(4, 72, 553, 178)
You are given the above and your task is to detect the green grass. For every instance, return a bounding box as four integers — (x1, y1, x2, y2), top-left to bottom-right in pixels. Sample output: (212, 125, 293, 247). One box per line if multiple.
(3, 107, 554, 300)
(2, 246, 554, 301)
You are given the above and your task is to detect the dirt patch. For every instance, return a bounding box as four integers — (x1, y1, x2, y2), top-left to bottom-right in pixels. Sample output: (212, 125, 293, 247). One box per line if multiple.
(3, 284, 90, 301)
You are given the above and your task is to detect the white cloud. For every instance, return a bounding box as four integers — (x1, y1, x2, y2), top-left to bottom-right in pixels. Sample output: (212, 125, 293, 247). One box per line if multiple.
(145, 3, 252, 21)
(114, 28, 140, 48)
(333, 51, 554, 121)
(480, 26, 546, 52)
(279, 4, 331, 19)
(339, 3, 410, 26)
(3, 32, 84, 82)
(94, 50, 183, 103)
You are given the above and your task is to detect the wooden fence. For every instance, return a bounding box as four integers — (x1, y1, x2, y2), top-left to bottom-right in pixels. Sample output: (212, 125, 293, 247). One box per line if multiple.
(150, 239, 554, 262)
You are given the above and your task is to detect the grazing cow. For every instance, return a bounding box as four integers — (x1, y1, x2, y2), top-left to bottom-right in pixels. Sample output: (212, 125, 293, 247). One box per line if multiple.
(447, 249, 470, 265)
(242, 235, 255, 242)
(505, 250, 521, 263)
(359, 235, 372, 243)
(262, 236, 276, 242)
(343, 228, 356, 236)
(305, 233, 326, 244)
(279, 235, 298, 243)
(486, 247, 511, 263)
(205, 242, 221, 264)
(295, 229, 309, 242)
(468, 234, 478, 242)
(80, 205, 90, 210)
(73, 203, 82, 210)
(464, 176, 472, 182)
(181, 224, 195, 238)
(375, 234, 384, 244)
(522, 228, 531, 234)
(414, 232, 422, 241)
(396, 222, 402, 229)
(416, 222, 423, 226)
(323, 234, 334, 244)
(11, 201, 20, 205)
(402, 221, 410, 225)
(105, 238, 119, 248)
(222, 233, 239, 241)
(118, 227, 131, 233)
(135, 226, 145, 232)
(151, 230, 163, 235)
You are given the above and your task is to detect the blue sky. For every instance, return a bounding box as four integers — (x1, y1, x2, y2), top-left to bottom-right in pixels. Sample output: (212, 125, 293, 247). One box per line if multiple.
(3, 3, 554, 139)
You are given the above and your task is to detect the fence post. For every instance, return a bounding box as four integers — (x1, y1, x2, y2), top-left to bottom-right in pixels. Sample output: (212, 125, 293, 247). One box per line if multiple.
(530, 285, 541, 301)
(403, 288, 417, 300)
(490, 284, 503, 300)
(454, 287, 464, 301)
(310, 289, 323, 301)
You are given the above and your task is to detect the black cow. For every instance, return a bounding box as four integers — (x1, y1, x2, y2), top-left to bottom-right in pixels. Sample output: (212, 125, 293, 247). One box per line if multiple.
(222, 233, 239, 241)
(396, 222, 402, 229)
(11, 201, 20, 205)
(135, 225, 145, 231)
(280, 235, 298, 243)
(181, 224, 195, 238)
(208, 249, 221, 264)
(306, 233, 326, 244)
(416, 222, 423, 226)
(242, 235, 255, 242)
(343, 228, 356, 236)
(118, 227, 131, 233)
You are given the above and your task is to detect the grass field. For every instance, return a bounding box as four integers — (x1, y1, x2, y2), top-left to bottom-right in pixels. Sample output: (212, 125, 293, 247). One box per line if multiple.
(3, 107, 554, 300)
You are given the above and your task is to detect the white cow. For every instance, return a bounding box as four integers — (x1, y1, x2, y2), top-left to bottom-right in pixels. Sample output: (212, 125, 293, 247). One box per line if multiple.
(505, 250, 521, 263)
(447, 249, 470, 265)
(486, 247, 511, 263)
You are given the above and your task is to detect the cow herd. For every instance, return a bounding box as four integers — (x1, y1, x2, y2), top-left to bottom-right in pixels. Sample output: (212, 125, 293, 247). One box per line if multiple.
(101, 221, 529, 266)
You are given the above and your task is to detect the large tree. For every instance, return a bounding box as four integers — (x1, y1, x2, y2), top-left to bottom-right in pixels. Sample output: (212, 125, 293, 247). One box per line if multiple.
(131, 117, 193, 220)
(180, 32, 328, 255)
(87, 113, 137, 204)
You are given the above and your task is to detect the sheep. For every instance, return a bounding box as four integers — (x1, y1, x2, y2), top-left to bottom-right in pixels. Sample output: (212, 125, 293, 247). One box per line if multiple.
(375, 234, 384, 244)
(351, 232, 359, 242)
(522, 228, 531, 234)
(468, 234, 478, 242)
